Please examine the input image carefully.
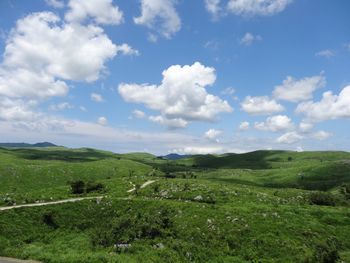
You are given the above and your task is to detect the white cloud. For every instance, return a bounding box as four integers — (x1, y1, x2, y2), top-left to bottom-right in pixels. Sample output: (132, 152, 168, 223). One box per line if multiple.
(296, 86, 350, 122)
(227, 0, 292, 16)
(147, 33, 158, 43)
(0, 97, 38, 122)
(171, 146, 224, 155)
(204, 40, 220, 50)
(204, 129, 222, 140)
(205, 0, 222, 19)
(79, 106, 87, 112)
(241, 96, 284, 115)
(273, 74, 326, 102)
(299, 121, 313, 133)
(149, 115, 188, 129)
(134, 0, 181, 39)
(255, 115, 294, 132)
(239, 121, 250, 131)
(239, 32, 262, 46)
(312, 130, 332, 140)
(45, 0, 65, 8)
(221, 87, 236, 96)
(65, 0, 124, 25)
(0, 12, 119, 99)
(90, 93, 104, 102)
(118, 62, 232, 128)
(97, 116, 108, 126)
(276, 131, 303, 144)
(49, 102, 74, 111)
(116, 43, 140, 56)
(315, 49, 335, 58)
(133, 109, 146, 119)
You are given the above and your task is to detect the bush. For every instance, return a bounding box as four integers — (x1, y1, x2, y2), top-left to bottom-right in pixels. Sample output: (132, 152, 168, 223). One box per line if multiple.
(340, 183, 350, 199)
(165, 172, 176, 179)
(70, 180, 85, 194)
(42, 212, 58, 229)
(86, 182, 105, 193)
(310, 238, 340, 263)
(309, 192, 336, 206)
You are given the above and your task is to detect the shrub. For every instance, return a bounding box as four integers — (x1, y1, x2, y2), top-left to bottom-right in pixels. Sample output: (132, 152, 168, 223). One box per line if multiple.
(310, 238, 340, 263)
(153, 183, 160, 193)
(288, 156, 293, 162)
(86, 182, 105, 193)
(42, 212, 58, 229)
(165, 172, 176, 179)
(70, 180, 85, 194)
(340, 183, 350, 199)
(309, 192, 336, 206)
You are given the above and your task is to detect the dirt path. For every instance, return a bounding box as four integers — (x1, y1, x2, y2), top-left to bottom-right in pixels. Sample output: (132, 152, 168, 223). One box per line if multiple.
(127, 180, 157, 193)
(0, 180, 157, 212)
(0, 196, 104, 211)
(0, 257, 40, 263)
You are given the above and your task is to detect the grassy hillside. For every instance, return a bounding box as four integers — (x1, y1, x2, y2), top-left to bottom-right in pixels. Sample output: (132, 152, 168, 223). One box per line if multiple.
(0, 147, 154, 206)
(0, 148, 350, 262)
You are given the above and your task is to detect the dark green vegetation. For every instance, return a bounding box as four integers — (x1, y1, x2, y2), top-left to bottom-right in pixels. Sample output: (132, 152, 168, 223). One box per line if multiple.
(0, 147, 350, 262)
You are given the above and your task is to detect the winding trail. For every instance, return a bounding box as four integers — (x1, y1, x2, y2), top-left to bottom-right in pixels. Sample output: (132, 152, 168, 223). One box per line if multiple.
(127, 180, 157, 193)
(0, 257, 40, 263)
(0, 196, 104, 211)
(0, 180, 157, 212)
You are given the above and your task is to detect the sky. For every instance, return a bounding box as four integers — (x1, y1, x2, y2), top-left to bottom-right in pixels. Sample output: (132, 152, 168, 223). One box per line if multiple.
(0, 0, 350, 155)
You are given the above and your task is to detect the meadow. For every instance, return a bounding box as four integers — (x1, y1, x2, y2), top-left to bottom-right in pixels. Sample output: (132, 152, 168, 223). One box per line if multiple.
(0, 147, 349, 262)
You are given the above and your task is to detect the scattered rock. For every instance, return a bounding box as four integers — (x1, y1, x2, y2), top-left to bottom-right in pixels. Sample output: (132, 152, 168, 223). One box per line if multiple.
(153, 243, 165, 250)
(194, 195, 203, 201)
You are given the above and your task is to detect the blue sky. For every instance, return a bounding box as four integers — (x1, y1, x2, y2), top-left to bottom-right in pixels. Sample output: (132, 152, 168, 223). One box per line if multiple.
(0, 0, 350, 154)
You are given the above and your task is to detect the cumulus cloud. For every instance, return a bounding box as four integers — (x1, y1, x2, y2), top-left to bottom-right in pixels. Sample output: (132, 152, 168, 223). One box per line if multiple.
(276, 131, 303, 144)
(227, 0, 292, 16)
(239, 121, 250, 131)
(205, 0, 222, 19)
(312, 130, 332, 140)
(296, 86, 350, 122)
(134, 0, 181, 39)
(299, 121, 313, 133)
(221, 87, 235, 95)
(65, 0, 124, 25)
(0, 97, 38, 122)
(204, 129, 222, 141)
(241, 96, 284, 115)
(255, 115, 294, 132)
(0, 12, 120, 99)
(49, 102, 74, 111)
(133, 109, 146, 119)
(118, 62, 232, 128)
(315, 49, 335, 58)
(97, 116, 108, 126)
(45, 0, 64, 8)
(273, 74, 326, 102)
(149, 115, 188, 129)
(239, 32, 262, 46)
(90, 93, 104, 102)
(116, 43, 140, 56)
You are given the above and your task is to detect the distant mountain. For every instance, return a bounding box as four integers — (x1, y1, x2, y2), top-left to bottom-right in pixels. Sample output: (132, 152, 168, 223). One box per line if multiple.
(162, 153, 191, 160)
(0, 142, 57, 148)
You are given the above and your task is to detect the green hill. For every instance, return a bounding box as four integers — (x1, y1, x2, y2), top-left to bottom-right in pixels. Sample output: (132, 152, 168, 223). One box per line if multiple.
(0, 147, 349, 262)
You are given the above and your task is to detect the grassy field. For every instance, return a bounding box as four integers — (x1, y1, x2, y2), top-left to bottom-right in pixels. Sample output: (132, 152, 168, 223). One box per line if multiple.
(0, 147, 349, 262)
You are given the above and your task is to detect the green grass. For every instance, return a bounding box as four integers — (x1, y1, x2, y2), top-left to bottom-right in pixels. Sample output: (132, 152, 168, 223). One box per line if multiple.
(0, 148, 349, 262)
